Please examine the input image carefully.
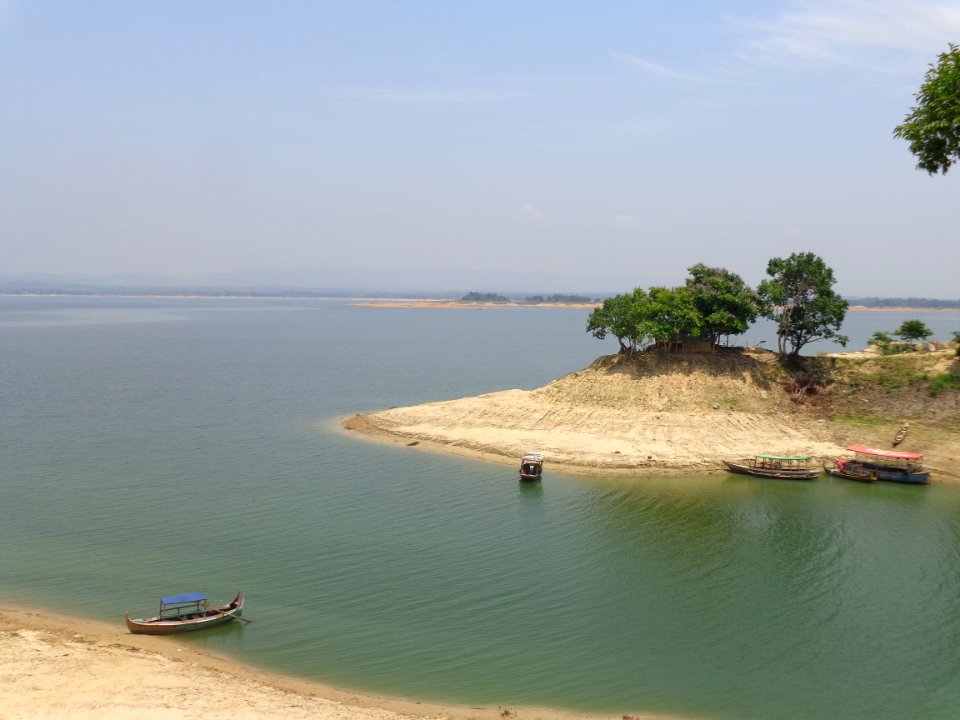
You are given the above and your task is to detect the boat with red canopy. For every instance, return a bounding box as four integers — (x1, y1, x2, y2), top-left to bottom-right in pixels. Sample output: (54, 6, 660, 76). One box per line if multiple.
(825, 445, 929, 484)
(125, 591, 244, 635)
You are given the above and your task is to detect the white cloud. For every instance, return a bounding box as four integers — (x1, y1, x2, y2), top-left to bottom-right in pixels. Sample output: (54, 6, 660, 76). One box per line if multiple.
(736, 1, 960, 67)
(519, 205, 542, 220)
(609, 51, 701, 81)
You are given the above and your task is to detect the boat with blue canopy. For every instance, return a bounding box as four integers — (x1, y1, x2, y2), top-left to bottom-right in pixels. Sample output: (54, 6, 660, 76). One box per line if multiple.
(125, 591, 244, 635)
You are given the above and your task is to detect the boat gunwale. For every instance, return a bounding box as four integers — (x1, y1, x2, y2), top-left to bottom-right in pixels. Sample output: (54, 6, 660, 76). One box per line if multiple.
(125, 592, 244, 634)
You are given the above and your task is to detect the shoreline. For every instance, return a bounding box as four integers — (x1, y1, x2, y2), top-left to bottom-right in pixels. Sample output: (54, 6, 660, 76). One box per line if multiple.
(337, 350, 850, 479)
(340, 413, 728, 477)
(349, 300, 599, 309)
(5, 294, 958, 313)
(339, 351, 960, 482)
(0, 603, 678, 720)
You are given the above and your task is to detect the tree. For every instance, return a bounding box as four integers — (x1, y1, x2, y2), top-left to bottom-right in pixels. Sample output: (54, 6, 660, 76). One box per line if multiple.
(756, 252, 849, 359)
(896, 319, 933, 344)
(637, 286, 703, 351)
(684, 263, 759, 345)
(586, 289, 649, 354)
(894, 44, 960, 175)
(869, 330, 894, 348)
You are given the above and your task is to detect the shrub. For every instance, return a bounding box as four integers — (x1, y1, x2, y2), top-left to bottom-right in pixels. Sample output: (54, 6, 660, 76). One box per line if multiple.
(896, 319, 933, 344)
(929, 372, 960, 397)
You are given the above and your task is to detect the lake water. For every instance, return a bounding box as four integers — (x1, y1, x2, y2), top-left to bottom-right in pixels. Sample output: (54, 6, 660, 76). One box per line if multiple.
(2, 296, 959, 720)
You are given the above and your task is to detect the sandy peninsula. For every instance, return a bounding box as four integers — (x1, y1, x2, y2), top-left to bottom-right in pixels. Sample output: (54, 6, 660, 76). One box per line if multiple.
(343, 351, 851, 476)
(0, 605, 677, 720)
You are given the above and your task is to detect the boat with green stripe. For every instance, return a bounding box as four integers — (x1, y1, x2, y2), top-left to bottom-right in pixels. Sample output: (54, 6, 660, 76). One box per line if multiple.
(723, 455, 820, 480)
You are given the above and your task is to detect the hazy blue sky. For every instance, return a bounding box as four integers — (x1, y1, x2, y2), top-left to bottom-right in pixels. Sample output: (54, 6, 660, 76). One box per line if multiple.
(2, 1, 958, 295)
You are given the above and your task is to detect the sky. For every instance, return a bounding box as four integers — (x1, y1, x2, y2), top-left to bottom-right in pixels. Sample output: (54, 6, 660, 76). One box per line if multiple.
(1, 1, 959, 296)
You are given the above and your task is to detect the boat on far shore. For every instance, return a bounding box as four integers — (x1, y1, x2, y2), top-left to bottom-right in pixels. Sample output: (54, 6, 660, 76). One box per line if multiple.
(125, 591, 244, 635)
(723, 455, 820, 480)
(827, 446, 929, 484)
(519, 452, 544, 481)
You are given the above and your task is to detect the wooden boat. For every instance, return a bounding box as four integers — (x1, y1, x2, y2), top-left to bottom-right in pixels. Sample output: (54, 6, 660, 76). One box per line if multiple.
(125, 591, 244, 635)
(519, 452, 544, 481)
(723, 455, 820, 480)
(830, 445, 929, 484)
(823, 459, 876, 482)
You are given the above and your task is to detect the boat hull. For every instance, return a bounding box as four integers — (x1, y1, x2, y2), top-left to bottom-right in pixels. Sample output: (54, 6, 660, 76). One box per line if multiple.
(824, 464, 876, 482)
(829, 460, 929, 485)
(125, 592, 244, 635)
(723, 461, 819, 480)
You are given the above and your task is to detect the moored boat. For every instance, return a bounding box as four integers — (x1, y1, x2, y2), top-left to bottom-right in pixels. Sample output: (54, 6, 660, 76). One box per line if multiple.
(519, 452, 544, 481)
(830, 445, 929, 484)
(125, 591, 244, 635)
(823, 459, 876, 482)
(723, 455, 820, 480)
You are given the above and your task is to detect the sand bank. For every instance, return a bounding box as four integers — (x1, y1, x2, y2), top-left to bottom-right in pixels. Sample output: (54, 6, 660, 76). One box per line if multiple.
(846, 305, 960, 312)
(0, 605, 676, 720)
(350, 301, 598, 309)
(343, 353, 846, 477)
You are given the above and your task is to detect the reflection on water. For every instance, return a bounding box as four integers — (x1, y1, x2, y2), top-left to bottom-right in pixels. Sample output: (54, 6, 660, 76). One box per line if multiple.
(2, 297, 960, 720)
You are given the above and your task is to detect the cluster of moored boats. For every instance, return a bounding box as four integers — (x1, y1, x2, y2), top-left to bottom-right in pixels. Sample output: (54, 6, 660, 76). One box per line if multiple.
(724, 445, 930, 484)
(520, 445, 930, 486)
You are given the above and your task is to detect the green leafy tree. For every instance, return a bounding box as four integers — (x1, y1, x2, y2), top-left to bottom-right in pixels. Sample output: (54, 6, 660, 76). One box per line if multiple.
(896, 319, 933, 344)
(586, 289, 649, 354)
(638, 286, 703, 351)
(868, 330, 907, 356)
(684, 263, 759, 345)
(894, 43, 960, 174)
(756, 252, 849, 359)
(869, 331, 894, 348)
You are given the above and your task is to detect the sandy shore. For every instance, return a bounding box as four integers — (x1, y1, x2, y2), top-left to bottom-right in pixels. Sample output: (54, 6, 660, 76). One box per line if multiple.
(342, 353, 849, 477)
(350, 301, 599, 309)
(0, 605, 679, 720)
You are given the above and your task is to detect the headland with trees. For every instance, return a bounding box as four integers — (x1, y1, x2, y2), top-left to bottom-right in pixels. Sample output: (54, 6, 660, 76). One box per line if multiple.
(586, 252, 849, 360)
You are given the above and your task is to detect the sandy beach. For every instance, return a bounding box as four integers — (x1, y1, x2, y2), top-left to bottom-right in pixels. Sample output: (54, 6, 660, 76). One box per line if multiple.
(0, 605, 677, 720)
(343, 352, 848, 477)
(349, 300, 599, 309)
(342, 349, 960, 480)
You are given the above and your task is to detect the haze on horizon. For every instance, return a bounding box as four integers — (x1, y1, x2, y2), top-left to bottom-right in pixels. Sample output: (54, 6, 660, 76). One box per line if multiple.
(1, 1, 958, 297)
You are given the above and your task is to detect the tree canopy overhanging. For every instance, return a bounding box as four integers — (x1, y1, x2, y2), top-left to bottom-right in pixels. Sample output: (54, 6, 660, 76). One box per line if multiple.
(894, 43, 960, 175)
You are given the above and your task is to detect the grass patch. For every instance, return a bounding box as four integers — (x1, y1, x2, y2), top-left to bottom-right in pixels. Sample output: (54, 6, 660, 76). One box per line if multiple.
(929, 372, 960, 397)
(833, 414, 890, 428)
(847, 357, 929, 392)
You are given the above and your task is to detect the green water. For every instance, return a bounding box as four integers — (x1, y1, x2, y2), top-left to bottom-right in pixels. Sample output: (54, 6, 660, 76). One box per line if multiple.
(2, 296, 959, 720)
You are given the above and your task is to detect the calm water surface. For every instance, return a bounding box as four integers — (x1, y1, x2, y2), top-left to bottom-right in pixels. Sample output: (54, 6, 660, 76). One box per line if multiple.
(2, 297, 960, 720)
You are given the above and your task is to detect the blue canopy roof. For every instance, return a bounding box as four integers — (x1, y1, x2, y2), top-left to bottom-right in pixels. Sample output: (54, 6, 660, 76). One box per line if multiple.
(160, 591, 207, 606)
